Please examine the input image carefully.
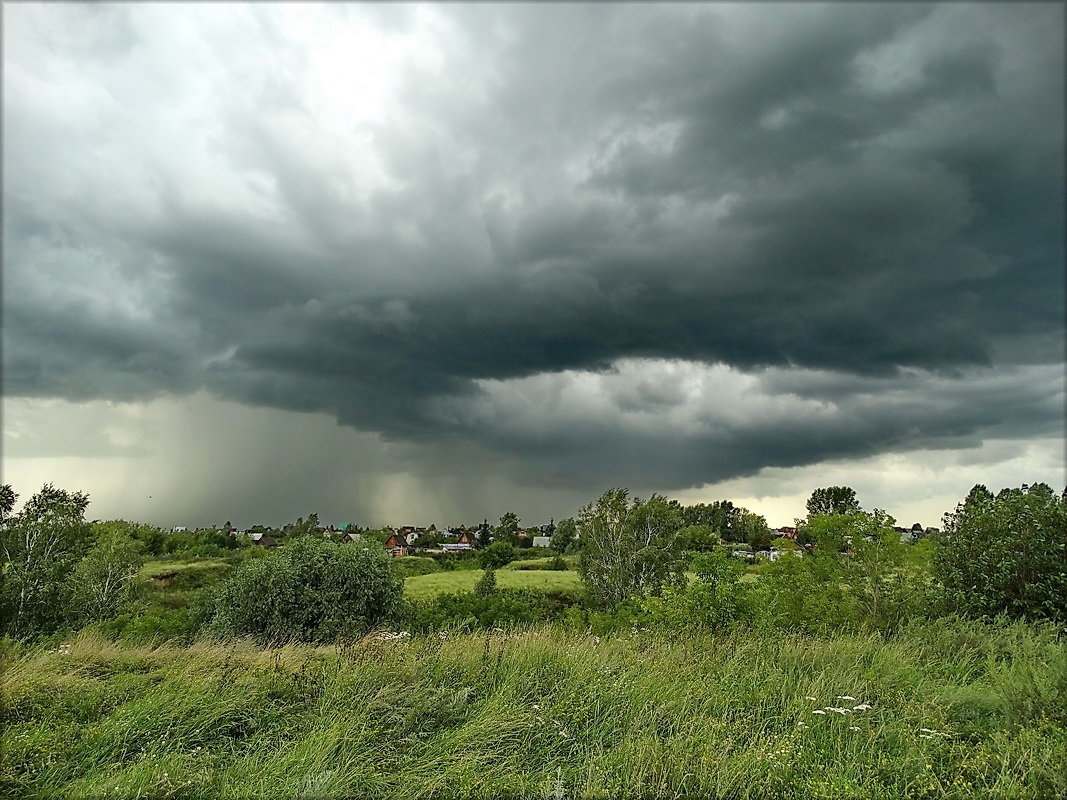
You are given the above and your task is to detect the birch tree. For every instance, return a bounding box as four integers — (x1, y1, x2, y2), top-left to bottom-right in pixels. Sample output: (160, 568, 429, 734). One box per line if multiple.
(578, 489, 684, 606)
(1, 484, 92, 637)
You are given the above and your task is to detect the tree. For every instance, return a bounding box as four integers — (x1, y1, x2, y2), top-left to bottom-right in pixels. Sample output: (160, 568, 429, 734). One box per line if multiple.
(476, 519, 493, 548)
(0, 484, 16, 522)
(578, 489, 685, 607)
(478, 541, 515, 570)
(495, 512, 520, 546)
(682, 501, 743, 542)
(738, 509, 772, 550)
(935, 483, 1067, 621)
(1, 484, 92, 637)
(675, 524, 719, 552)
(550, 517, 577, 553)
(208, 537, 403, 643)
(805, 486, 861, 518)
(70, 531, 145, 621)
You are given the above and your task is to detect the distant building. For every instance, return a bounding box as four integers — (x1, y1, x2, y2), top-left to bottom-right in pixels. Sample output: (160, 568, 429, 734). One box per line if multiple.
(171, 526, 187, 533)
(532, 536, 552, 548)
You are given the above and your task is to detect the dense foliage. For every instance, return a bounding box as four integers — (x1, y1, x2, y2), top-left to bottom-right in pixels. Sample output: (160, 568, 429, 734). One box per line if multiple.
(578, 489, 685, 606)
(1, 484, 93, 637)
(936, 483, 1067, 621)
(207, 537, 404, 643)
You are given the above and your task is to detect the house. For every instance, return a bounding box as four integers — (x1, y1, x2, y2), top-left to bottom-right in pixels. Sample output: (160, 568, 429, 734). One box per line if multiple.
(532, 535, 552, 548)
(253, 534, 278, 549)
(384, 532, 408, 557)
(775, 526, 798, 540)
(171, 526, 188, 533)
(442, 542, 472, 551)
(456, 530, 477, 545)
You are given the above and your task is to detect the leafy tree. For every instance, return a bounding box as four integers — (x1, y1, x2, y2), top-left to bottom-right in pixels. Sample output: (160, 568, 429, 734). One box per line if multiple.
(682, 501, 744, 542)
(675, 524, 719, 552)
(474, 568, 498, 597)
(286, 513, 321, 539)
(90, 520, 167, 555)
(495, 512, 521, 546)
(739, 510, 772, 550)
(805, 486, 861, 518)
(0, 484, 16, 522)
(1, 484, 92, 637)
(936, 483, 1067, 621)
(70, 531, 145, 621)
(208, 537, 403, 643)
(578, 489, 685, 607)
(478, 541, 516, 570)
(550, 517, 577, 553)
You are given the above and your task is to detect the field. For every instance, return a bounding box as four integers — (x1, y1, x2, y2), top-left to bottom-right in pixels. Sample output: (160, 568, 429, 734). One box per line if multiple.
(403, 568, 582, 601)
(3, 619, 1064, 799)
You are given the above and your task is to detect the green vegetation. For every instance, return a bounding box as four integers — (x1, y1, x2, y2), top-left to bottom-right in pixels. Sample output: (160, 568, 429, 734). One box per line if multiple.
(404, 569, 582, 601)
(206, 537, 403, 644)
(3, 479, 1065, 798)
(3, 620, 1063, 799)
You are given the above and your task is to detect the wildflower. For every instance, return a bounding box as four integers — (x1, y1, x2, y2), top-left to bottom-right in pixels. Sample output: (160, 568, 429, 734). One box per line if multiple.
(849, 726, 860, 731)
(836, 696, 856, 701)
(853, 704, 872, 711)
(812, 710, 826, 715)
(532, 704, 540, 710)
(805, 696, 817, 701)
(920, 728, 935, 733)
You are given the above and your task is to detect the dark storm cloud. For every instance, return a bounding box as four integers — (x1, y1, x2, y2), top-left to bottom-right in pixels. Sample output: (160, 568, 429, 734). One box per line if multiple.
(4, 3, 1063, 491)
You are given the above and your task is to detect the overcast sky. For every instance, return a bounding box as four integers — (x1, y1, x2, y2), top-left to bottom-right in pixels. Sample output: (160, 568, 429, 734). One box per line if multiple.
(3, 3, 1064, 529)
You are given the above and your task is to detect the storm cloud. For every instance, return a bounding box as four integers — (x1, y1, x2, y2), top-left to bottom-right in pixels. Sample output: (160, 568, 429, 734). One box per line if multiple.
(4, 3, 1064, 513)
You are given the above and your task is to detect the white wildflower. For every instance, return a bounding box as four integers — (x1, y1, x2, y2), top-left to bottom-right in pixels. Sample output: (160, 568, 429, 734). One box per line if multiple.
(853, 704, 872, 711)
(812, 710, 826, 715)
(836, 695, 856, 701)
(805, 696, 817, 701)
(849, 726, 860, 731)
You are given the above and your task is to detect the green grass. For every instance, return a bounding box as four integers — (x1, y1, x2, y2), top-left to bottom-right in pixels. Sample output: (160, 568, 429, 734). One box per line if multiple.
(404, 569, 583, 601)
(3, 618, 1064, 799)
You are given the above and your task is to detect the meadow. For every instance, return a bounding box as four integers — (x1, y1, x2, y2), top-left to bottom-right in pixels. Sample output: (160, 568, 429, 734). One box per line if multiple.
(3, 618, 1064, 799)
(404, 568, 582, 601)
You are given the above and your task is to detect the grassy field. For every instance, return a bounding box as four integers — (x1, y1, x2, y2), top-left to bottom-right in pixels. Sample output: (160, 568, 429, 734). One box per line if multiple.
(3, 619, 1064, 799)
(404, 569, 582, 601)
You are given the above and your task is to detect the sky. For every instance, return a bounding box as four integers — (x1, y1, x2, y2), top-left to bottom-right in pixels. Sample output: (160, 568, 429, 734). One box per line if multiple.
(3, 2, 1064, 530)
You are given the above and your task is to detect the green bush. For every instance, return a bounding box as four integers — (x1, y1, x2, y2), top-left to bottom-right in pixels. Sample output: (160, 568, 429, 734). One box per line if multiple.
(409, 589, 579, 631)
(206, 538, 404, 643)
(478, 542, 516, 570)
(936, 483, 1067, 621)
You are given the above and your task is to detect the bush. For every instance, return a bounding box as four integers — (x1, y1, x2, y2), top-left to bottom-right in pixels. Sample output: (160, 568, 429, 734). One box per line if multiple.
(936, 483, 1067, 621)
(207, 538, 404, 643)
(474, 568, 498, 596)
(409, 589, 578, 632)
(478, 542, 516, 570)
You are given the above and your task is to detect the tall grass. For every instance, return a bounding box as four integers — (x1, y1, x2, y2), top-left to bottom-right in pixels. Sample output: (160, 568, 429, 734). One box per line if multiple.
(3, 618, 1064, 799)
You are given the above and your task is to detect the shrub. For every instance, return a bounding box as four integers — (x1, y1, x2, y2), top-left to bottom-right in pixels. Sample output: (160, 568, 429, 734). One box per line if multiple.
(207, 537, 403, 643)
(409, 589, 578, 632)
(936, 483, 1067, 621)
(478, 542, 516, 570)
(474, 568, 498, 596)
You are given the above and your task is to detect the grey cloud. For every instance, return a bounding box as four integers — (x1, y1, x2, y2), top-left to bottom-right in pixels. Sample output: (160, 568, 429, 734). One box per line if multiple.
(3, 3, 1063, 495)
